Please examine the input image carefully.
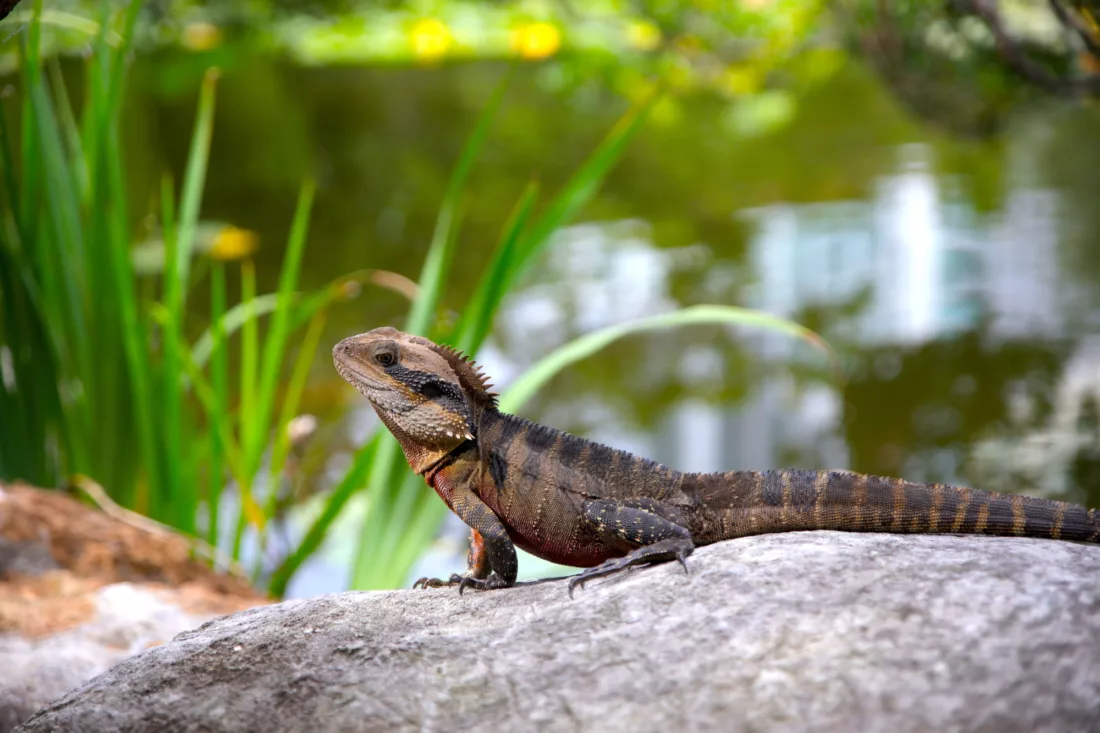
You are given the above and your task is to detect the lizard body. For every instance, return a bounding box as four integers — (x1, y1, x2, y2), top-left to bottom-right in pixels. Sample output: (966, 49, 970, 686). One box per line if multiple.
(334, 327, 1100, 594)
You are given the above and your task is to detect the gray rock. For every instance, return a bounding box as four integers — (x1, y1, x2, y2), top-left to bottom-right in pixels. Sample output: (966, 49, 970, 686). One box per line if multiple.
(1, 583, 259, 732)
(18, 532, 1100, 733)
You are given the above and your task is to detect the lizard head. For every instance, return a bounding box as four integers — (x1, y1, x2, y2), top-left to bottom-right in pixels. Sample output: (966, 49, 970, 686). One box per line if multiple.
(333, 328, 498, 467)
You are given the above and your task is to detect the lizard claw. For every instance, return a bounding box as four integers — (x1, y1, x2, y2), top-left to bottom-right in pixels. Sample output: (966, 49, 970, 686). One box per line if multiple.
(566, 538, 695, 598)
(566, 558, 627, 599)
(567, 575, 587, 599)
(412, 573, 464, 590)
(676, 547, 691, 575)
(457, 574, 509, 595)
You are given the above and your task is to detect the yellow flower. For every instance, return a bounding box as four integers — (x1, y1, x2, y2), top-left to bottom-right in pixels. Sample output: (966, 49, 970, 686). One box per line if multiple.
(209, 225, 259, 262)
(181, 22, 222, 51)
(410, 18, 452, 61)
(511, 22, 561, 60)
(626, 21, 661, 51)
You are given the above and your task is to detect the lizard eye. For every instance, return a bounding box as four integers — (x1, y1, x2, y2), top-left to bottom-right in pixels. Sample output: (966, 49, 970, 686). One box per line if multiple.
(374, 350, 396, 367)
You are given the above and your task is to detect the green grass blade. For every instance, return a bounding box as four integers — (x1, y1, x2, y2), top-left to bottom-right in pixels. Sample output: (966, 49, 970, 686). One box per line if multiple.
(190, 269, 377, 370)
(18, 0, 43, 233)
(192, 292, 282, 369)
(265, 310, 327, 507)
(80, 0, 112, 193)
(383, 472, 447, 587)
(90, 5, 144, 503)
(103, 0, 142, 136)
(404, 72, 510, 335)
(207, 262, 229, 550)
(255, 310, 327, 581)
(244, 179, 315, 476)
(0, 80, 22, 219)
(147, 305, 245, 470)
(238, 258, 259, 460)
(168, 69, 218, 317)
(234, 259, 259, 559)
(344, 82, 660, 591)
(267, 433, 382, 598)
(23, 14, 95, 476)
(509, 89, 659, 295)
(46, 60, 87, 198)
(500, 305, 839, 415)
(158, 174, 182, 523)
(100, 91, 156, 509)
(454, 180, 539, 353)
(347, 71, 511, 591)
(348, 433, 401, 589)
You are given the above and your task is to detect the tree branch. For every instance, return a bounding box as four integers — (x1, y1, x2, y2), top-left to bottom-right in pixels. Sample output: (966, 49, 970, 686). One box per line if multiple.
(971, 0, 1100, 95)
(1049, 0, 1100, 58)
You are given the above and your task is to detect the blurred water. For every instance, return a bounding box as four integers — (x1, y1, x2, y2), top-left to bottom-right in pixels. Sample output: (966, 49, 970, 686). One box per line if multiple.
(115, 56, 1100, 595)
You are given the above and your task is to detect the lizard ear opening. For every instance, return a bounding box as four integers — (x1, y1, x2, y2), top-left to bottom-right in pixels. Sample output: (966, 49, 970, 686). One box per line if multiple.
(417, 377, 477, 440)
(410, 338, 499, 411)
(405, 391, 476, 443)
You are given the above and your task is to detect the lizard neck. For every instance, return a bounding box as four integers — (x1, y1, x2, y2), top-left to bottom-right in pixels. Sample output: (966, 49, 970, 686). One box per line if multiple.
(373, 408, 465, 475)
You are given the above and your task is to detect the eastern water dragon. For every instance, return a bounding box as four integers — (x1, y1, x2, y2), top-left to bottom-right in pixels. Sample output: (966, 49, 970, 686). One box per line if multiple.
(334, 327, 1100, 596)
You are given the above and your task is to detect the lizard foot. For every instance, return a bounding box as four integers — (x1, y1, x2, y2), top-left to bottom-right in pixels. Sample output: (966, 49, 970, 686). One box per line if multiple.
(567, 538, 693, 599)
(412, 573, 465, 589)
(412, 573, 512, 593)
(457, 573, 510, 595)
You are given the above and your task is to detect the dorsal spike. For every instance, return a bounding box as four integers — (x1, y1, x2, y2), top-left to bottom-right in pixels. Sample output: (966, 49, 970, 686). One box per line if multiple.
(410, 338, 499, 409)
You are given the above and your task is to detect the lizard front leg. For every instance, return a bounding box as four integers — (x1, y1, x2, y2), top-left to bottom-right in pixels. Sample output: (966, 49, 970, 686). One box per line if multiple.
(412, 473, 517, 593)
(412, 528, 491, 590)
(569, 498, 694, 598)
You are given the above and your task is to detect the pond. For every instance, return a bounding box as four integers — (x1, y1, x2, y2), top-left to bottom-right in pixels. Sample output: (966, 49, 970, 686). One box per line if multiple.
(121, 53, 1100, 596)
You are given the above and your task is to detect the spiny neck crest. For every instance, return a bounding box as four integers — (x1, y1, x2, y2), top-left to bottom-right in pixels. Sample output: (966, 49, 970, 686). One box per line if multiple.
(414, 338, 499, 411)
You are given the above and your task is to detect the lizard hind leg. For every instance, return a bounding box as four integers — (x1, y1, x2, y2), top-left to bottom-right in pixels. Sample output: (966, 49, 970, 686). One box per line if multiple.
(569, 499, 695, 598)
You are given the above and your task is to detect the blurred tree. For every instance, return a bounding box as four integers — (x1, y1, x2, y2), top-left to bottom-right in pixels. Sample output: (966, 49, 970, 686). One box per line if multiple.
(834, 0, 1100, 137)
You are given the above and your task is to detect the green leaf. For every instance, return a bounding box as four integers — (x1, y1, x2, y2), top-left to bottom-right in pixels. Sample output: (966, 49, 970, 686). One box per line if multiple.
(167, 69, 218, 317)
(347, 70, 511, 591)
(244, 179, 315, 476)
(404, 70, 511, 335)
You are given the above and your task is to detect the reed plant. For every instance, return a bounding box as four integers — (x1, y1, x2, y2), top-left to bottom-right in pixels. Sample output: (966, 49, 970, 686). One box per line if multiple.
(0, 0, 353, 566)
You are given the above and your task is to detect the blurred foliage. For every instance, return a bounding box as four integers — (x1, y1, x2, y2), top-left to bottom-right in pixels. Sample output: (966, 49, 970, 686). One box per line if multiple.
(834, 0, 1100, 137)
(4, 1, 1096, 118)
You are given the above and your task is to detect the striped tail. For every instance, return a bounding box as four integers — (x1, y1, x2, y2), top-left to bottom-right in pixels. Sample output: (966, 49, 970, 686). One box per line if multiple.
(695, 469, 1100, 544)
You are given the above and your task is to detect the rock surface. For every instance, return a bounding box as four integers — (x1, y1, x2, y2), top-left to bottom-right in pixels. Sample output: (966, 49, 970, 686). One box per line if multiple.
(0, 582, 264, 732)
(0, 484, 268, 731)
(18, 532, 1100, 733)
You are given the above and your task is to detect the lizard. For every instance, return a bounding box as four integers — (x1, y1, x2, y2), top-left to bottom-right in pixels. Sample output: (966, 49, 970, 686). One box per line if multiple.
(0, 1, 21, 22)
(333, 327, 1100, 596)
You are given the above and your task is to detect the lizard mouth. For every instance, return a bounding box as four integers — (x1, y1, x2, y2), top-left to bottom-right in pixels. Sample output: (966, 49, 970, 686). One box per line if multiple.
(333, 358, 387, 401)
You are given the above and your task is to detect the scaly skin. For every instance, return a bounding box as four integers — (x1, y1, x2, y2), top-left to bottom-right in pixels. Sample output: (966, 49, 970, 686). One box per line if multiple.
(334, 327, 1100, 596)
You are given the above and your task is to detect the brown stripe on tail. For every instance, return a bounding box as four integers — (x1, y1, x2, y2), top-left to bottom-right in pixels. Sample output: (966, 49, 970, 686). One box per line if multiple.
(693, 469, 1100, 544)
